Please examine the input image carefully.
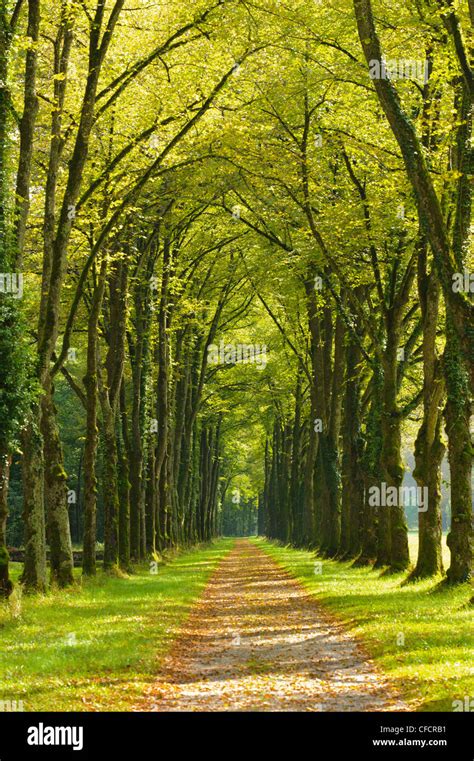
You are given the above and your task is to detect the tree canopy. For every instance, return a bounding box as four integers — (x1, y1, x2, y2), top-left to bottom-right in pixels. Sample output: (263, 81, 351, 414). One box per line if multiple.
(0, 0, 472, 598)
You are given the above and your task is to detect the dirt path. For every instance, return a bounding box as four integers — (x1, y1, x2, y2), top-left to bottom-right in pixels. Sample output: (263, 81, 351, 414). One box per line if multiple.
(144, 539, 406, 712)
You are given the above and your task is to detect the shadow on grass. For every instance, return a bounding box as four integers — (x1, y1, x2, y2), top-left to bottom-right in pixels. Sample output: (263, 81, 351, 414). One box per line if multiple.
(257, 538, 473, 711)
(0, 539, 234, 711)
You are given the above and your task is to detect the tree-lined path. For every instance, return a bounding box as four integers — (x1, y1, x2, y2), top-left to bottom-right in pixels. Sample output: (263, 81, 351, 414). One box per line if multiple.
(142, 539, 406, 712)
(1, 0, 472, 717)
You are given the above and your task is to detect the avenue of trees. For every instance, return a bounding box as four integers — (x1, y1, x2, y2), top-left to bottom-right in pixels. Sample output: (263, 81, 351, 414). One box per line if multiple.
(0, 0, 472, 598)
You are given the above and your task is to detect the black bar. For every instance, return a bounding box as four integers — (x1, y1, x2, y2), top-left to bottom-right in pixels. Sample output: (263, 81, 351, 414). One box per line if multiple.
(0, 711, 471, 759)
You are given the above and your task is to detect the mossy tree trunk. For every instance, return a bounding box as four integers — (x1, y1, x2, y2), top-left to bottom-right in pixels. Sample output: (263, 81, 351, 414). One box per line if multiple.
(100, 257, 128, 571)
(20, 421, 47, 592)
(413, 247, 445, 578)
(444, 79, 473, 584)
(0, 453, 12, 598)
(1, 0, 41, 592)
(82, 260, 107, 576)
(323, 310, 345, 556)
(445, 316, 473, 583)
(381, 326, 409, 571)
(302, 274, 322, 546)
(100, 393, 119, 571)
(154, 235, 171, 550)
(357, 365, 383, 566)
(128, 249, 154, 560)
(118, 384, 131, 571)
(40, 381, 74, 587)
(341, 337, 364, 558)
(0, 3, 13, 599)
(289, 372, 303, 545)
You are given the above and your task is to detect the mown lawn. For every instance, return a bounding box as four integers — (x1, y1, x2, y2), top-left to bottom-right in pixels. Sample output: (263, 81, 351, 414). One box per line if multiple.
(0, 539, 234, 711)
(256, 536, 473, 712)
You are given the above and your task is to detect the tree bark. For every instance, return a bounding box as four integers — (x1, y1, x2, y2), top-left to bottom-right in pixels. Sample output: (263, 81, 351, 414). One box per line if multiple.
(444, 78, 473, 584)
(289, 372, 303, 545)
(323, 310, 345, 556)
(379, 327, 409, 571)
(0, 453, 12, 598)
(14, 0, 40, 265)
(82, 260, 107, 576)
(357, 366, 383, 566)
(413, 248, 445, 577)
(341, 337, 364, 558)
(40, 381, 74, 586)
(129, 268, 152, 560)
(445, 315, 473, 583)
(118, 384, 131, 570)
(100, 388, 119, 571)
(20, 421, 47, 592)
(100, 257, 128, 571)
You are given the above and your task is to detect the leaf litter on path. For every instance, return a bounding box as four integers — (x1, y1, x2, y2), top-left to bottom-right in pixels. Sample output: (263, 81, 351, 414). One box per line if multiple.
(138, 539, 407, 712)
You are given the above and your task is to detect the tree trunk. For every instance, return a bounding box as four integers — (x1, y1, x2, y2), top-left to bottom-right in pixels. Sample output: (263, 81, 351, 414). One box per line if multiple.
(0, 453, 12, 598)
(118, 384, 131, 570)
(380, 328, 409, 571)
(357, 366, 383, 566)
(100, 256, 128, 570)
(154, 236, 171, 549)
(289, 372, 303, 545)
(413, 256, 445, 578)
(82, 261, 107, 576)
(445, 315, 473, 583)
(14, 0, 40, 264)
(1, 0, 41, 593)
(145, 446, 156, 556)
(129, 272, 152, 560)
(444, 78, 473, 584)
(341, 337, 364, 558)
(20, 422, 47, 592)
(100, 393, 119, 571)
(302, 275, 323, 546)
(322, 310, 345, 556)
(41, 382, 75, 586)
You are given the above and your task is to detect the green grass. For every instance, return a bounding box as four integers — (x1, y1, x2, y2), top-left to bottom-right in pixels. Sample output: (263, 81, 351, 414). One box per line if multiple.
(255, 536, 473, 712)
(0, 539, 234, 711)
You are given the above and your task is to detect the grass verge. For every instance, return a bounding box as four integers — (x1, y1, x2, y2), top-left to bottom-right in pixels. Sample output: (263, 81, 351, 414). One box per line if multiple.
(255, 537, 473, 711)
(0, 539, 234, 711)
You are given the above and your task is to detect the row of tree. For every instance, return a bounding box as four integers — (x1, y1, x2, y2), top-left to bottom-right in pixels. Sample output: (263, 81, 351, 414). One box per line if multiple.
(0, 0, 254, 594)
(0, 0, 472, 598)
(249, 0, 472, 583)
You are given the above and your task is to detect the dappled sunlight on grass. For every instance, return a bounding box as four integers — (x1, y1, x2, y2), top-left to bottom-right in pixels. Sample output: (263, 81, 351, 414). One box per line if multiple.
(0, 539, 234, 711)
(257, 538, 473, 712)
